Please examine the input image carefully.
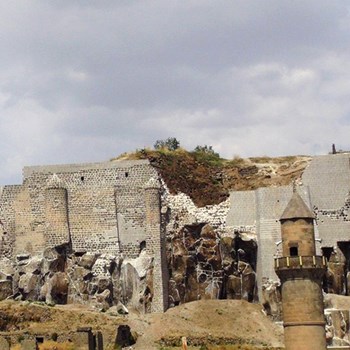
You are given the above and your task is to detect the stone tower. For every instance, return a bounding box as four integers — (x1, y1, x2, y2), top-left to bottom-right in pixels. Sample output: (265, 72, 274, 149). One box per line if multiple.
(275, 190, 327, 350)
(144, 177, 169, 313)
(45, 174, 71, 249)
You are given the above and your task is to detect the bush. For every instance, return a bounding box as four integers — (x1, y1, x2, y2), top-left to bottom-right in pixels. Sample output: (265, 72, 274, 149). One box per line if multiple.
(193, 145, 220, 158)
(154, 137, 180, 151)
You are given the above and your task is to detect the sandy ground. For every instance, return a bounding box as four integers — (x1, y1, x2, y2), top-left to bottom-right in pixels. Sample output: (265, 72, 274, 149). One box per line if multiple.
(0, 299, 284, 349)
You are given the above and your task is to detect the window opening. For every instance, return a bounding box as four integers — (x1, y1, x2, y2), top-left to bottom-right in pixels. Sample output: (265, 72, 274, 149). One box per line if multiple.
(290, 246, 298, 256)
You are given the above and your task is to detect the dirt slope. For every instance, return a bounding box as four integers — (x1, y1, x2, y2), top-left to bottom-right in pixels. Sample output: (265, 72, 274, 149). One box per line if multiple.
(0, 300, 284, 349)
(113, 149, 311, 207)
(131, 300, 284, 349)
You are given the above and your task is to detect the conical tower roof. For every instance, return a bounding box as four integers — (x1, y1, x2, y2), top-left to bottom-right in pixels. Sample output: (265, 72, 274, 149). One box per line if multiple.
(280, 191, 315, 220)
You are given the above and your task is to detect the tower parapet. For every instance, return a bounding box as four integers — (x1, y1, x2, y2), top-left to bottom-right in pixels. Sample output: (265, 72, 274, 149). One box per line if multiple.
(275, 190, 327, 350)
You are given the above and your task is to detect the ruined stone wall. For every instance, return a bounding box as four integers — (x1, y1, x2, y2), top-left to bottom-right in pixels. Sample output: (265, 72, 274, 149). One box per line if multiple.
(302, 153, 350, 247)
(1, 160, 158, 259)
(227, 153, 350, 301)
(162, 184, 230, 236)
(0, 185, 23, 259)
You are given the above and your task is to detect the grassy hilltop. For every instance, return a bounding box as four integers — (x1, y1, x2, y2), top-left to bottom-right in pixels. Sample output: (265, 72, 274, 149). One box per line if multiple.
(113, 146, 311, 207)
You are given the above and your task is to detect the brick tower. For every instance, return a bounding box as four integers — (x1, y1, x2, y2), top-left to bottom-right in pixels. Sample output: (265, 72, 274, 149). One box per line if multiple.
(274, 190, 327, 350)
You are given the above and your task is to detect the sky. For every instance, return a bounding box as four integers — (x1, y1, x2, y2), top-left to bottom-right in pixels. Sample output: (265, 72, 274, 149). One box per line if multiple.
(1, 1, 350, 184)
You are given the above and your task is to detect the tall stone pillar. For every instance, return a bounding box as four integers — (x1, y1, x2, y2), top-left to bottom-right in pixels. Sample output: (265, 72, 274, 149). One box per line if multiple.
(144, 177, 168, 313)
(275, 191, 327, 350)
(45, 174, 70, 249)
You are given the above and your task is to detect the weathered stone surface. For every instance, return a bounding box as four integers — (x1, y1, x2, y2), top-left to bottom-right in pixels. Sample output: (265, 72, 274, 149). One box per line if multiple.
(18, 273, 41, 300)
(78, 253, 98, 270)
(106, 302, 129, 316)
(261, 280, 282, 320)
(324, 249, 347, 295)
(40, 272, 68, 304)
(167, 224, 257, 306)
(325, 309, 350, 347)
(0, 280, 12, 301)
(42, 248, 65, 273)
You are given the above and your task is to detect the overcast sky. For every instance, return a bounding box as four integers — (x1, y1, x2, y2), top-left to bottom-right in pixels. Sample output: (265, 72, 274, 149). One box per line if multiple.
(1, 1, 350, 184)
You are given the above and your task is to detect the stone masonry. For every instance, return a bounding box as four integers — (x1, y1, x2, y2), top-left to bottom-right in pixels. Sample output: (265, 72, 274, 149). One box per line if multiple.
(227, 153, 350, 299)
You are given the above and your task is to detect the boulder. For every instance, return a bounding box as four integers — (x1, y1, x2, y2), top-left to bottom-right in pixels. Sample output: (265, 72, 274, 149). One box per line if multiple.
(18, 273, 41, 300)
(40, 272, 68, 304)
(78, 253, 98, 270)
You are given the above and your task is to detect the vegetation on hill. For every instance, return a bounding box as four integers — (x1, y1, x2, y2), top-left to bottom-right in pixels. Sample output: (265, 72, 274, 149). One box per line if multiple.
(113, 141, 311, 207)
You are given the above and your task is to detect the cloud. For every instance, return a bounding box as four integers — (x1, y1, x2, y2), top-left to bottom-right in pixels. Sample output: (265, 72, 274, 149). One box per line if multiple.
(0, 1, 350, 184)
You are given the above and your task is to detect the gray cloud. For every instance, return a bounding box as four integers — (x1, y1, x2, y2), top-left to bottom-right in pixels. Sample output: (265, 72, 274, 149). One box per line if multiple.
(0, 1, 350, 184)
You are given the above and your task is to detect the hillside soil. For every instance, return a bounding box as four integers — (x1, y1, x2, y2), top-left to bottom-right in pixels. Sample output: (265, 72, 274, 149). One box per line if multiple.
(114, 149, 311, 207)
(0, 299, 284, 349)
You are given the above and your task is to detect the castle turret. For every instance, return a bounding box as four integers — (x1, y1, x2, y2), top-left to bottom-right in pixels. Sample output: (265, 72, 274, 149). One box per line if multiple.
(275, 190, 327, 350)
(144, 177, 168, 312)
(45, 174, 71, 249)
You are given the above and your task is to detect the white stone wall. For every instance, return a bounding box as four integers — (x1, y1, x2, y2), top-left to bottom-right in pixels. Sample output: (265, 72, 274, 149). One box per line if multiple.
(161, 181, 230, 235)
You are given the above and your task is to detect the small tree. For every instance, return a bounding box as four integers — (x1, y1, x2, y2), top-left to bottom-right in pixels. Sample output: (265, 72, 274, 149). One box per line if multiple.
(154, 137, 180, 151)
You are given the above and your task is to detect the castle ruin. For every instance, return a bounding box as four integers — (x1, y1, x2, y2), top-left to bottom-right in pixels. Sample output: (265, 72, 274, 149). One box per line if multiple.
(0, 152, 349, 344)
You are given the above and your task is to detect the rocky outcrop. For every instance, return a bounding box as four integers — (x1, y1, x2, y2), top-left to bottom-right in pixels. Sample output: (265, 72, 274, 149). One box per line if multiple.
(261, 280, 282, 320)
(325, 309, 350, 347)
(0, 244, 153, 313)
(167, 223, 257, 307)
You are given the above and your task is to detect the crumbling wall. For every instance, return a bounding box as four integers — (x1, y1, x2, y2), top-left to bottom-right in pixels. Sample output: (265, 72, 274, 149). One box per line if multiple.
(0, 160, 162, 312)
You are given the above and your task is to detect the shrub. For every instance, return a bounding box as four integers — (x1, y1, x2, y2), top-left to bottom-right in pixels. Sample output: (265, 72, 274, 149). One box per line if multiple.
(193, 145, 220, 158)
(154, 137, 180, 151)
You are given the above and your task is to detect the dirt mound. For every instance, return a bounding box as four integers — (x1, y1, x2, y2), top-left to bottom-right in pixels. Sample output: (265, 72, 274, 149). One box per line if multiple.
(131, 299, 284, 349)
(0, 300, 283, 349)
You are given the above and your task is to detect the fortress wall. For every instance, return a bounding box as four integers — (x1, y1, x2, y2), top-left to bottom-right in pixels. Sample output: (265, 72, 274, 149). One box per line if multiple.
(0, 186, 23, 258)
(226, 190, 256, 228)
(14, 186, 45, 255)
(302, 154, 350, 246)
(316, 218, 350, 247)
(5, 160, 158, 257)
(302, 154, 350, 209)
(116, 185, 149, 257)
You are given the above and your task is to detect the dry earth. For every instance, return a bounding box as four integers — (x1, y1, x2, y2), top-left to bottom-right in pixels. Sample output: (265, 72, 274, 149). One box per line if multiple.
(0, 299, 284, 349)
(114, 149, 311, 207)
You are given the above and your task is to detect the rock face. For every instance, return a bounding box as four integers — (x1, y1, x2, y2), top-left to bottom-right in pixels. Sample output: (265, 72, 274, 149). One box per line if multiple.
(261, 280, 282, 320)
(167, 223, 257, 307)
(325, 309, 350, 347)
(0, 244, 153, 313)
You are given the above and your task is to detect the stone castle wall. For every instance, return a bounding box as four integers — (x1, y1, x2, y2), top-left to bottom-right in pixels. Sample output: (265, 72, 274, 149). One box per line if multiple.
(1, 152, 349, 312)
(227, 153, 350, 296)
(0, 160, 159, 259)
